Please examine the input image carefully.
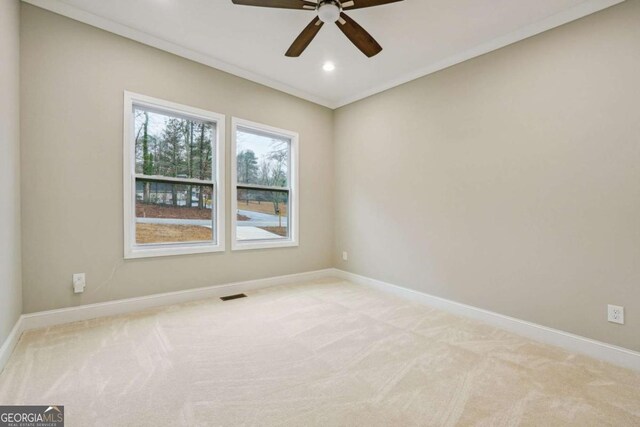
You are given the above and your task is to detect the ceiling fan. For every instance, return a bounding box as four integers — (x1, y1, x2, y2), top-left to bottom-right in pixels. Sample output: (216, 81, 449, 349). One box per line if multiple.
(231, 0, 404, 58)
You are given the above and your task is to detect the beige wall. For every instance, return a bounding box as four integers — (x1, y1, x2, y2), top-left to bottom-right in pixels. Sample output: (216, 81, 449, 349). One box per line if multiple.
(334, 1, 640, 351)
(20, 4, 334, 313)
(0, 0, 22, 346)
(18, 1, 639, 352)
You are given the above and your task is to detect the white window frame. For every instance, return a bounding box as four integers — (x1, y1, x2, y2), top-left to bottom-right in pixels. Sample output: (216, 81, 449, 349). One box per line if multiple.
(231, 117, 299, 251)
(123, 91, 225, 259)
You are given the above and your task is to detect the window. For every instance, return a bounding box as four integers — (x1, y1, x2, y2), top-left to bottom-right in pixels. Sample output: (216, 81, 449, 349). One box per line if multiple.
(231, 118, 298, 250)
(123, 92, 225, 258)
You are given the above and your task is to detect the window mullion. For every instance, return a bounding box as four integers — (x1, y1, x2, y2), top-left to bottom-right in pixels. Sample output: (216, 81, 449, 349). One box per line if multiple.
(135, 174, 214, 186)
(236, 183, 289, 193)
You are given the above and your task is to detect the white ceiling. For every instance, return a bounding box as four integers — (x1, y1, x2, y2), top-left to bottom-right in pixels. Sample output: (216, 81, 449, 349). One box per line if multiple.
(24, 0, 623, 108)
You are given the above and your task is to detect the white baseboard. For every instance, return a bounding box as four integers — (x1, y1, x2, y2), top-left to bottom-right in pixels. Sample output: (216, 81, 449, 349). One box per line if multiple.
(4, 267, 638, 374)
(0, 268, 334, 374)
(332, 269, 640, 372)
(0, 318, 23, 375)
(20, 269, 334, 331)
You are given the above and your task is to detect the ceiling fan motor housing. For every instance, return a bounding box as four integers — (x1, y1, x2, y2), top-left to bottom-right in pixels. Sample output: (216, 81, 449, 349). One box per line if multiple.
(231, 0, 397, 58)
(318, 0, 342, 23)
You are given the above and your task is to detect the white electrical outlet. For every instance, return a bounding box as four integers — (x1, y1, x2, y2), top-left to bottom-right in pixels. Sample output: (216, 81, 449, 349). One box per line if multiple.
(342, 251, 348, 261)
(607, 304, 624, 325)
(73, 273, 86, 294)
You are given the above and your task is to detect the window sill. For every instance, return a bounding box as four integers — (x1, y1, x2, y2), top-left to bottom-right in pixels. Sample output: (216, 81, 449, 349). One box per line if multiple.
(231, 239, 298, 251)
(125, 243, 224, 259)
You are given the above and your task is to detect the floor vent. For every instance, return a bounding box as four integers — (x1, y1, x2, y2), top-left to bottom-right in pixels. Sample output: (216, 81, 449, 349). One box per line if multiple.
(220, 293, 247, 301)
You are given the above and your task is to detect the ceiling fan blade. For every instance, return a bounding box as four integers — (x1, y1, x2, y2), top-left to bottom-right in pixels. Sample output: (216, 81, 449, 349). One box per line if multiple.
(231, 0, 317, 10)
(335, 12, 382, 57)
(341, 0, 404, 10)
(285, 17, 324, 57)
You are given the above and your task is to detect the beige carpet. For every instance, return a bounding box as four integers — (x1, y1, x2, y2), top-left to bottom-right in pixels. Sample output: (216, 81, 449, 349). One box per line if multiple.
(1, 278, 639, 426)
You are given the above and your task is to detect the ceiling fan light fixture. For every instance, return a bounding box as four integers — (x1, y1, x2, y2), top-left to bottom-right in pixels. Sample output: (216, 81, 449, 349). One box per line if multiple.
(232, 0, 401, 58)
(317, 1, 341, 24)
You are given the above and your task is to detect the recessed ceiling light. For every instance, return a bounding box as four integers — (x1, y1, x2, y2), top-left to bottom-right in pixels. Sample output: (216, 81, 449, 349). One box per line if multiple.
(323, 62, 336, 72)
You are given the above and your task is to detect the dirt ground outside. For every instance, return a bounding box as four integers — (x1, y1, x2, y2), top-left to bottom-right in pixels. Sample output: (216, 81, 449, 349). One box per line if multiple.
(136, 223, 212, 244)
(136, 223, 286, 244)
(136, 203, 212, 220)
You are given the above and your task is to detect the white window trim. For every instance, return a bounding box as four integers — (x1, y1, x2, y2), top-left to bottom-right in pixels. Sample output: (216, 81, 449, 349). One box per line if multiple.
(231, 117, 299, 251)
(123, 91, 226, 259)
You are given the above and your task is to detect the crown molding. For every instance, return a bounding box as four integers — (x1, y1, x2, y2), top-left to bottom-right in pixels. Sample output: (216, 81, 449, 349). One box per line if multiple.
(332, 0, 625, 108)
(21, 0, 337, 109)
(22, 0, 624, 110)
